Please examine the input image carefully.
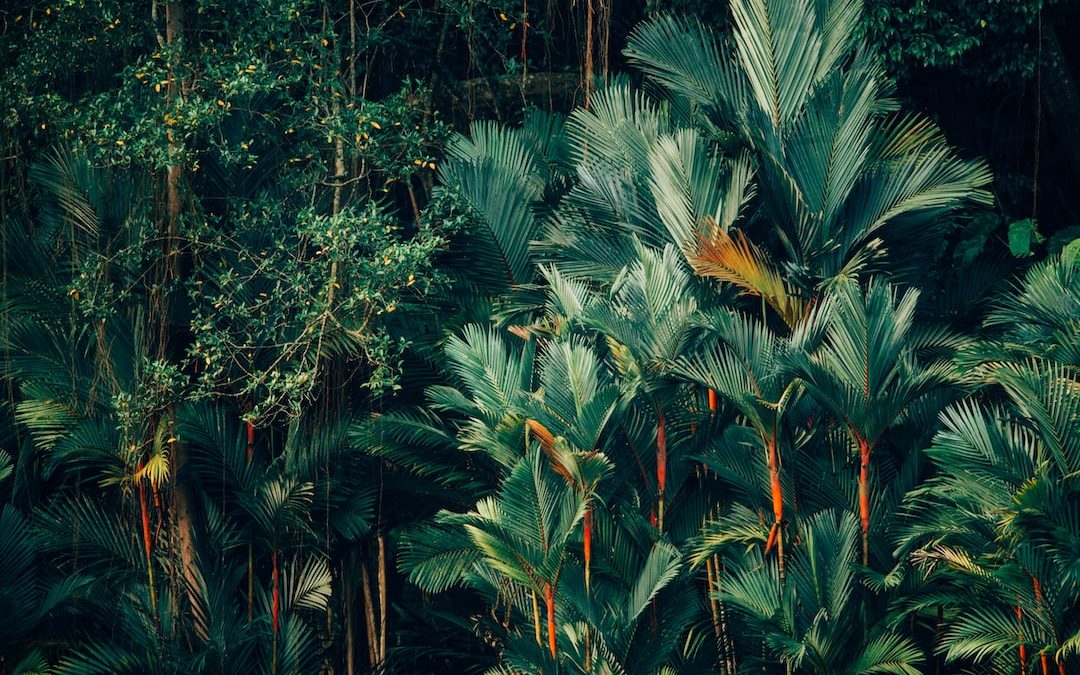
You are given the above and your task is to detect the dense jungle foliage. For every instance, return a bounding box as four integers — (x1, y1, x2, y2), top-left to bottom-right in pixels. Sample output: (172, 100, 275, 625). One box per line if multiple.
(1, 0, 1079, 673)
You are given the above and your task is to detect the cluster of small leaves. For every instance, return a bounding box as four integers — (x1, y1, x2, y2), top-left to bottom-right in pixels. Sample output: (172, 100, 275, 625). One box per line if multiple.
(0, 1, 150, 145)
(186, 199, 447, 422)
(862, 0, 1048, 83)
(339, 82, 450, 186)
(439, 0, 524, 76)
(113, 358, 187, 432)
(68, 215, 159, 324)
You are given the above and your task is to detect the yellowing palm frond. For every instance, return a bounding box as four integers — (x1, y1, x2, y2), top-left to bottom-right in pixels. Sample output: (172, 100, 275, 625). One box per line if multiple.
(691, 228, 805, 328)
(134, 449, 171, 489)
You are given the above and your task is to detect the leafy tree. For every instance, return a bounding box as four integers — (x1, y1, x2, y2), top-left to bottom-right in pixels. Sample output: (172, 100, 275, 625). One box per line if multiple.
(1, 0, 1078, 673)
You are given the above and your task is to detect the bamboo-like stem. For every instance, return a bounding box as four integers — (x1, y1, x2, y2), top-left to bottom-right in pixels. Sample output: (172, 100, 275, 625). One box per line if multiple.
(360, 558, 378, 666)
(656, 412, 667, 531)
(583, 506, 592, 592)
(585, 625, 591, 669)
(520, 0, 529, 105)
(706, 389, 734, 671)
(717, 554, 736, 673)
(705, 554, 721, 640)
(765, 436, 784, 580)
(1034, 577, 1050, 675)
(532, 590, 542, 647)
(246, 420, 255, 622)
(584, 0, 593, 110)
(858, 437, 871, 566)
(545, 583, 557, 659)
(1017, 604, 1027, 673)
(271, 548, 279, 674)
(137, 461, 157, 613)
(377, 533, 388, 664)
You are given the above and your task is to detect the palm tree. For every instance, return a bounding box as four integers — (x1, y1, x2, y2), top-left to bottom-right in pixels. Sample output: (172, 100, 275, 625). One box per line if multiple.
(399, 423, 706, 673)
(676, 307, 802, 576)
(584, 244, 698, 531)
(786, 278, 952, 566)
(401, 447, 594, 663)
(624, 0, 993, 287)
(901, 253, 1080, 674)
(714, 509, 924, 673)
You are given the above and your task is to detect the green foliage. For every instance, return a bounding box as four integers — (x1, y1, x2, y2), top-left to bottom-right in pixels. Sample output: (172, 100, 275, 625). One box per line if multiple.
(1, 0, 1079, 673)
(862, 0, 1048, 83)
(1007, 218, 1045, 258)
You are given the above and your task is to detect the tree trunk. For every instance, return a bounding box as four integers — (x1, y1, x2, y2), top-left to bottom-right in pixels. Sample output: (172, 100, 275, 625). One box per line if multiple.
(545, 583, 557, 659)
(1034, 576, 1050, 675)
(584, 0, 594, 110)
(360, 557, 378, 667)
(247, 420, 254, 622)
(377, 532, 388, 664)
(765, 436, 784, 579)
(161, 0, 203, 641)
(532, 590, 542, 647)
(656, 411, 667, 531)
(138, 460, 157, 613)
(717, 555, 736, 673)
(583, 506, 592, 591)
(271, 548, 280, 674)
(858, 437, 871, 566)
(706, 554, 721, 640)
(171, 436, 204, 638)
(1017, 604, 1027, 673)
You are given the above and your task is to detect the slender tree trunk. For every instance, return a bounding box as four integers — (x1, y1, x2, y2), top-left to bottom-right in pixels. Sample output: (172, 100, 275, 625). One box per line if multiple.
(717, 555, 736, 673)
(164, 0, 184, 240)
(583, 506, 592, 591)
(360, 557, 378, 667)
(765, 436, 784, 579)
(138, 460, 157, 612)
(545, 583, 556, 659)
(272, 548, 280, 674)
(377, 532, 388, 664)
(707, 388, 735, 672)
(1017, 604, 1027, 673)
(532, 590, 542, 646)
(161, 0, 203, 641)
(706, 554, 721, 639)
(247, 420, 255, 622)
(858, 437, 871, 566)
(583, 0, 593, 109)
(585, 623, 592, 670)
(1034, 576, 1050, 675)
(171, 436, 203, 636)
(656, 411, 667, 531)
